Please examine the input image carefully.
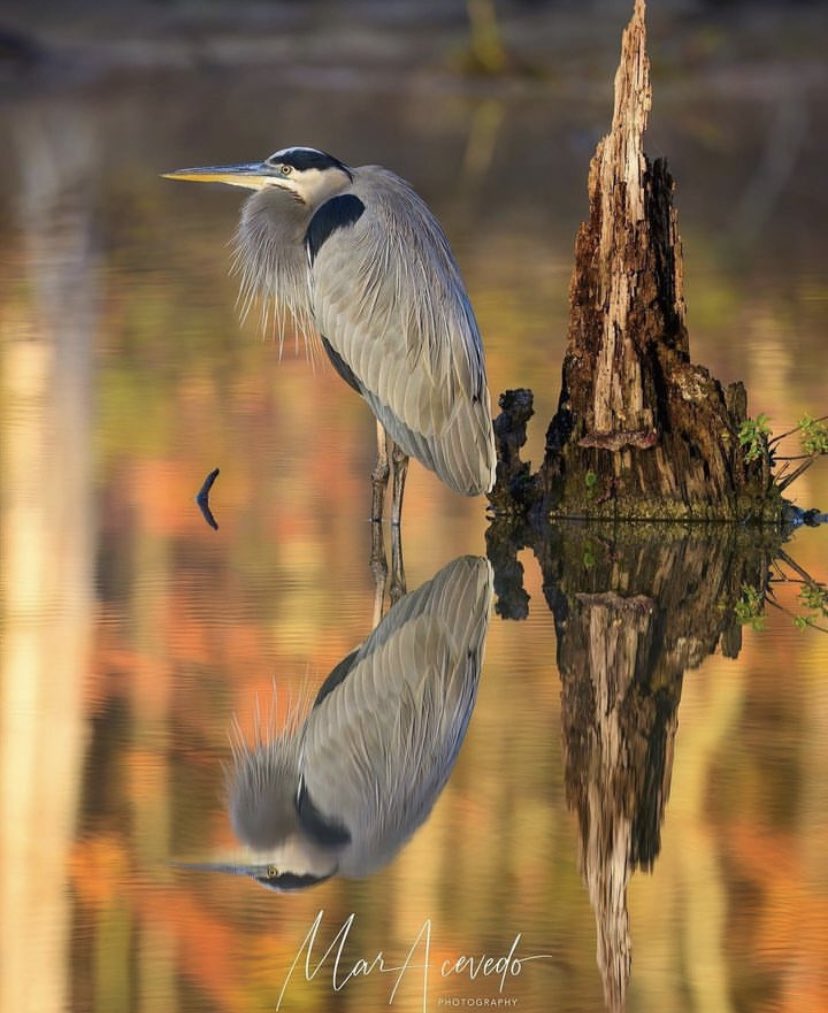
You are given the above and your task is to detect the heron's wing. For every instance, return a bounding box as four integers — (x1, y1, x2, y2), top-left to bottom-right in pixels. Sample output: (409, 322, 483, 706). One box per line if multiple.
(298, 556, 492, 875)
(309, 167, 496, 495)
(312, 648, 360, 708)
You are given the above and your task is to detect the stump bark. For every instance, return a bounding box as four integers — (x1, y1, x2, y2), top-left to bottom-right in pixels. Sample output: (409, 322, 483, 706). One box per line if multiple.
(488, 0, 781, 522)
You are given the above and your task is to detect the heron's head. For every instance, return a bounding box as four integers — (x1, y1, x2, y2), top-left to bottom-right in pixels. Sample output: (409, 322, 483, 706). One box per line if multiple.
(163, 146, 352, 209)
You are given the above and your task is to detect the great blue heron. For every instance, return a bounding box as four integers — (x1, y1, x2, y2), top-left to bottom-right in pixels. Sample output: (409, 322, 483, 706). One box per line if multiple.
(163, 146, 496, 524)
(179, 555, 492, 890)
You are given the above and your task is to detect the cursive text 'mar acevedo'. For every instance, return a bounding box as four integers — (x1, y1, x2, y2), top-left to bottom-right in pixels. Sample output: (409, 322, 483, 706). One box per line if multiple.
(276, 909, 554, 1012)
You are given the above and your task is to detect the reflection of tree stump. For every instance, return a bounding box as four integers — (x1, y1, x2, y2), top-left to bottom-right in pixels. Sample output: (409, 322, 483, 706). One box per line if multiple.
(548, 528, 768, 1010)
(485, 518, 782, 1012)
(488, 0, 781, 522)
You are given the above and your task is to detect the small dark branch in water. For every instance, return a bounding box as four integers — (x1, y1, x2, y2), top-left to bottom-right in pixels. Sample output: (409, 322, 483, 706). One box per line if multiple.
(196, 467, 220, 531)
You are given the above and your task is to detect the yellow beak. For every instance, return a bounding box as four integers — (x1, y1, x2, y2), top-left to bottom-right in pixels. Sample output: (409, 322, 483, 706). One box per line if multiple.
(162, 162, 276, 190)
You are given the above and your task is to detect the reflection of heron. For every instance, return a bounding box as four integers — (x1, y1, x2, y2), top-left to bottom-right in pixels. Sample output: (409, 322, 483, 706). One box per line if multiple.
(181, 556, 492, 891)
(163, 147, 496, 524)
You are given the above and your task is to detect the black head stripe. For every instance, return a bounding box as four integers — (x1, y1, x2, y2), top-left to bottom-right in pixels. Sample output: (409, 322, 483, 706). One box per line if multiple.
(255, 870, 334, 892)
(268, 147, 352, 178)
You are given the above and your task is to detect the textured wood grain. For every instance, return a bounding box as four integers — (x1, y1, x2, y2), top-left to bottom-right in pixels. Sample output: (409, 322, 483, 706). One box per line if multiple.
(488, 0, 781, 521)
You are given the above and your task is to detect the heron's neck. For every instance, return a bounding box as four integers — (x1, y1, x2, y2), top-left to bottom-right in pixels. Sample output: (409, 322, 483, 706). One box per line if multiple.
(228, 739, 302, 849)
(234, 188, 314, 338)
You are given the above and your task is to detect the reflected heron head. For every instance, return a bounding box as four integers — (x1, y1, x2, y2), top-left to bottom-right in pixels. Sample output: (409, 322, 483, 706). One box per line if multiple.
(177, 703, 341, 892)
(175, 859, 335, 893)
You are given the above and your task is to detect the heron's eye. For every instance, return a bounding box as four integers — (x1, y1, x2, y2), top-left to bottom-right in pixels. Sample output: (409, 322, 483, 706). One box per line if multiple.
(279, 164, 292, 176)
(266, 865, 279, 878)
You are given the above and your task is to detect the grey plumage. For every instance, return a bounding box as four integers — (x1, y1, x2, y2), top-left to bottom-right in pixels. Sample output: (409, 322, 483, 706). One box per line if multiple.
(181, 555, 492, 891)
(165, 147, 497, 499)
(310, 167, 494, 496)
(298, 553, 492, 876)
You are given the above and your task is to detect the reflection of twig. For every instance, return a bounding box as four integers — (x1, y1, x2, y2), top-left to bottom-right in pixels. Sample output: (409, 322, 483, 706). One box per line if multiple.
(762, 592, 826, 637)
(777, 549, 812, 582)
(762, 549, 828, 633)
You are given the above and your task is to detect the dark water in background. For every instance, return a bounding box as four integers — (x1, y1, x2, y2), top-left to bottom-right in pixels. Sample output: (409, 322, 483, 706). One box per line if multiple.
(1, 3, 827, 1011)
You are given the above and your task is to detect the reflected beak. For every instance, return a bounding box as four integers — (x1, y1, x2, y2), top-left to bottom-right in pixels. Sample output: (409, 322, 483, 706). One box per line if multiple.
(173, 860, 334, 892)
(174, 859, 272, 876)
(162, 162, 276, 190)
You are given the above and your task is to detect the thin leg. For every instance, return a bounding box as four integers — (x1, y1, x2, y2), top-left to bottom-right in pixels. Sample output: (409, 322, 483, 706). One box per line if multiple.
(390, 440, 409, 528)
(370, 520, 388, 626)
(371, 420, 390, 522)
(390, 522, 407, 605)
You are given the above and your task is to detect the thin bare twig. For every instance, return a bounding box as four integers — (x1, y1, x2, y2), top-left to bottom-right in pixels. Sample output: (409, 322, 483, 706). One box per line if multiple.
(776, 459, 813, 492)
(769, 413, 828, 447)
(777, 548, 821, 586)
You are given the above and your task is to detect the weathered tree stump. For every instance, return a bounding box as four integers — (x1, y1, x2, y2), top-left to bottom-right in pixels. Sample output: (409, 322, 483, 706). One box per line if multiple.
(488, 0, 782, 522)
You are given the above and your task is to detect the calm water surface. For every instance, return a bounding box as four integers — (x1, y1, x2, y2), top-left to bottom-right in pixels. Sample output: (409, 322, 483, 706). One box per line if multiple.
(1, 7, 827, 1012)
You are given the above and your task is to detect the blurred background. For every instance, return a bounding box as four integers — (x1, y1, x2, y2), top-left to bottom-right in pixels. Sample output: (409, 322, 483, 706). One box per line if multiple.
(1, 1, 827, 1011)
